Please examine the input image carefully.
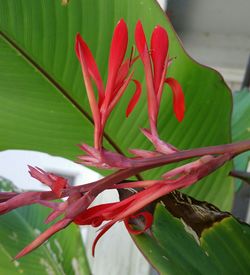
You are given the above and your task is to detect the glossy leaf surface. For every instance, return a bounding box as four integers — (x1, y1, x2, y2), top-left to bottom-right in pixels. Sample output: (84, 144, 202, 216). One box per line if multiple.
(133, 203, 250, 274)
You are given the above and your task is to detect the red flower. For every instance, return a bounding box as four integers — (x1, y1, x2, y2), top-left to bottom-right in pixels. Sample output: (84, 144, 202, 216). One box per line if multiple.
(73, 153, 230, 256)
(135, 21, 185, 140)
(73, 155, 218, 255)
(76, 19, 141, 150)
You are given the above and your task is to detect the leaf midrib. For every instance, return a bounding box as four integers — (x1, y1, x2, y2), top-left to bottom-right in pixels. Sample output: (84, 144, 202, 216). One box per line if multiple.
(0, 30, 144, 180)
(0, 30, 125, 156)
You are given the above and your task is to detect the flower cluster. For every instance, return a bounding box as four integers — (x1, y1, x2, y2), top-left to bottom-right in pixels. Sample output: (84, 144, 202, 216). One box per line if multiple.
(0, 19, 246, 260)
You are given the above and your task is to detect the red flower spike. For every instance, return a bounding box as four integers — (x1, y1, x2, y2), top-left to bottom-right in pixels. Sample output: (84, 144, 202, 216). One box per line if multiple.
(7, 151, 234, 260)
(151, 26, 169, 93)
(124, 211, 153, 235)
(76, 19, 140, 151)
(165, 77, 185, 122)
(135, 21, 158, 134)
(1, 18, 247, 262)
(126, 79, 142, 117)
(135, 20, 185, 137)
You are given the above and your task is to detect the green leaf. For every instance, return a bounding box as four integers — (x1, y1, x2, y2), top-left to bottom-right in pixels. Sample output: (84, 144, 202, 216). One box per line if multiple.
(232, 89, 250, 189)
(0, 0, 233, 210)
(201, 217, 250, 274)
(0, 178, 91, 275)
(133, 203, 250, 274)
(232, 89, 250, 142)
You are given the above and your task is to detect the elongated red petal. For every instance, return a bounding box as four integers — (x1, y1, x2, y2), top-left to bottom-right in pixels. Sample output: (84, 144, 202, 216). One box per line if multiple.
(165, 78, 185, 122)
(75, 34, 104, 101)
(28, 166, 50, 186)
(75, 35, 101, 134)
(14, 218, 71, 260)
(92, 222, 115, 256)
(135, 20, 148, 58)
(151, 26, 169, 93)
(124, 211, 153, 235)
(126, 79, 142, 117)
(135, 21, 158, 132)
(103, 19, 128, 108)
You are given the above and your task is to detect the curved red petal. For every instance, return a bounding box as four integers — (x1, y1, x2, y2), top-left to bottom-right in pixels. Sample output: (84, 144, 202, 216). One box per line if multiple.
(151, 26, 169, 92)
(75, 34, 104, 100)
(124, 211, 153, 235)
(126, 79, 142, 117)
(92, 222, 115, 256)
(165, 78, 185, 122)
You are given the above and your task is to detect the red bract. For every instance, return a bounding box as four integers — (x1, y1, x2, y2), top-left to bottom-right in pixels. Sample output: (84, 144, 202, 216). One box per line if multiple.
(28, 166, 68, 198)
(73, 154, 228, 255)
(76, 19, 141, 150)
(135, 21, 185, 149)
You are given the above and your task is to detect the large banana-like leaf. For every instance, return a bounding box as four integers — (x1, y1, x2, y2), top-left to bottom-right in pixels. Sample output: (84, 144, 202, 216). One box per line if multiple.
(134, 203, 250, 274)
(0, 0, 233, 212)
